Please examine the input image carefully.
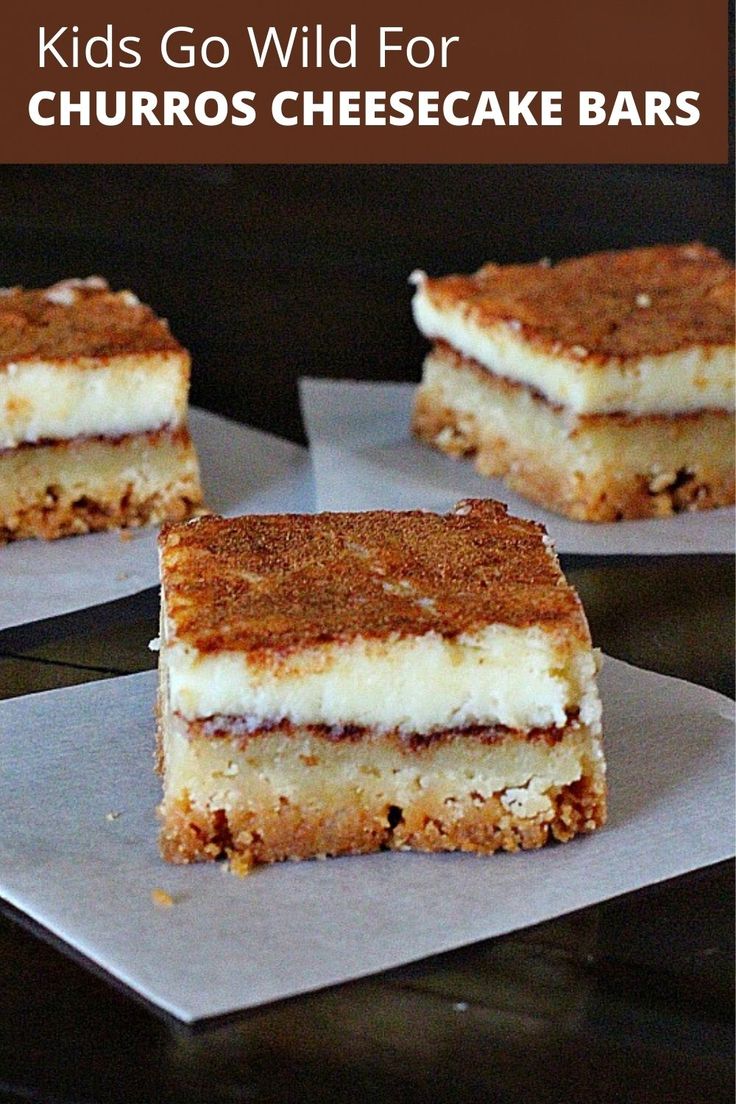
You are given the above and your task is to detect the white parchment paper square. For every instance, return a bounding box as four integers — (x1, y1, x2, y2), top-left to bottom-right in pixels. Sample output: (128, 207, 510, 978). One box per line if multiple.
(0, 409, 313, 631)
(300, 379, 735, 555)
(0, 658, 732, 1022)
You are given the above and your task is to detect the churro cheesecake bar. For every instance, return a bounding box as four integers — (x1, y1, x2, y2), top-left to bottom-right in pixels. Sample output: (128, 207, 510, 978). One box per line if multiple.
(411, 244, 735, 521)
(0, 276, 202, 541)
(156, 500, 606, 869)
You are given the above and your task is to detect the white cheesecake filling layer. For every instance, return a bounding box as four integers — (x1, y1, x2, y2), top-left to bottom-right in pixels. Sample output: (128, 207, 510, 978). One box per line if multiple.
(162, 618, 602, 735)
(0, 352, 188, 447)
(412, 283, 735, 417)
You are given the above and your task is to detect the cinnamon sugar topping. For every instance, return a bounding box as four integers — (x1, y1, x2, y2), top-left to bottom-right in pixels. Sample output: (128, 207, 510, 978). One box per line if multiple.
(0, 279, 182, 367)
(159, 499, 589, 656)
(422, 243, 734, 360)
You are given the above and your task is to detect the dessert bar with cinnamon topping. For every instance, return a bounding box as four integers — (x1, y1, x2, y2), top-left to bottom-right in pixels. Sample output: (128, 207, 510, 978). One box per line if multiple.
(0, 277, 202, 541)
(156, 500, 606, 870)
(411, 244, 734, 521)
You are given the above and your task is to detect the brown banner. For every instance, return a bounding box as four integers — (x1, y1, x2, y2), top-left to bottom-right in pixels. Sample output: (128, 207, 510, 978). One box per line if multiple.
(0, 0, 729, 163)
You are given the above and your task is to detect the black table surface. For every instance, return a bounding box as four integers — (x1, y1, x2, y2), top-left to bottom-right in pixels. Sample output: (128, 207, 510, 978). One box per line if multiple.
(0, 165, 734, 1103)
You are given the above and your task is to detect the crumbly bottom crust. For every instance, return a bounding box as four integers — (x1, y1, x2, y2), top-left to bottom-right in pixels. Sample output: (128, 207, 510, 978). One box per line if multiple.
(1, 487, 200, 543)
(0, 426, 203, 542)
(412, 350, 735, 522)
(157, 703, 606, 868)
(159, 774, 605, 868)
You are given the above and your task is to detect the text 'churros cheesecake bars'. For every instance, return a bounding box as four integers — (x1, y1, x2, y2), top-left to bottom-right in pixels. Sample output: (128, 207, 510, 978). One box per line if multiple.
(155, 500, 606, 870)
(411, 244, 735, 522)
(0, 276, 202, 541)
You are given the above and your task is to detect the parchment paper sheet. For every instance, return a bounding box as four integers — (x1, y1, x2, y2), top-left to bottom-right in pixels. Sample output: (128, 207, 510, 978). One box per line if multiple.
(0, 409, 313, 631)
(300, 379, 735, 555)
(0, 657, 732, 1022)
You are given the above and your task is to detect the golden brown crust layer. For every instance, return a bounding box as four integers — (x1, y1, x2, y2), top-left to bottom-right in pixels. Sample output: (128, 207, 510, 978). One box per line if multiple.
(413, 384, 734, 522)
(0, 278, 183, 367)
(159, 500, 590, 656)
(0, 426, 203, 542)
(159, 772, 606, 865)
(1, 486, 198, 543)
(422, 243, 734, 360)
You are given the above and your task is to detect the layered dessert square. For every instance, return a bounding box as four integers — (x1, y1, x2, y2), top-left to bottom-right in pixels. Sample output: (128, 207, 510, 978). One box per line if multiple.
(0, 276, 202, 541)
(156, 500, 606, 869)
(411, 244, 735, 521)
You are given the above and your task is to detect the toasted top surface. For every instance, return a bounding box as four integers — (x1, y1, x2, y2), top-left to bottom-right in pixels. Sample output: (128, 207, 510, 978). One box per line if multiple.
(418, 243, 734, 360)
(159, 500, 589, 656)
(0, 277, 183, 368)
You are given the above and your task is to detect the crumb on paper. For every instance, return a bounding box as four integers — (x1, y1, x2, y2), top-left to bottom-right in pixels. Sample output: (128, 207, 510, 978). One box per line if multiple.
(119, 529, 134, 543)
(151, 888, 175, 907)
(116, 572, 130, 581)
(105, 811, 121, 821)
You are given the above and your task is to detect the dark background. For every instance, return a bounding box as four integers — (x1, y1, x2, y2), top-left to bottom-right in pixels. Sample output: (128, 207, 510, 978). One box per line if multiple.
(0, 164, 733, 1104)
(0, 163, 732, 441)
